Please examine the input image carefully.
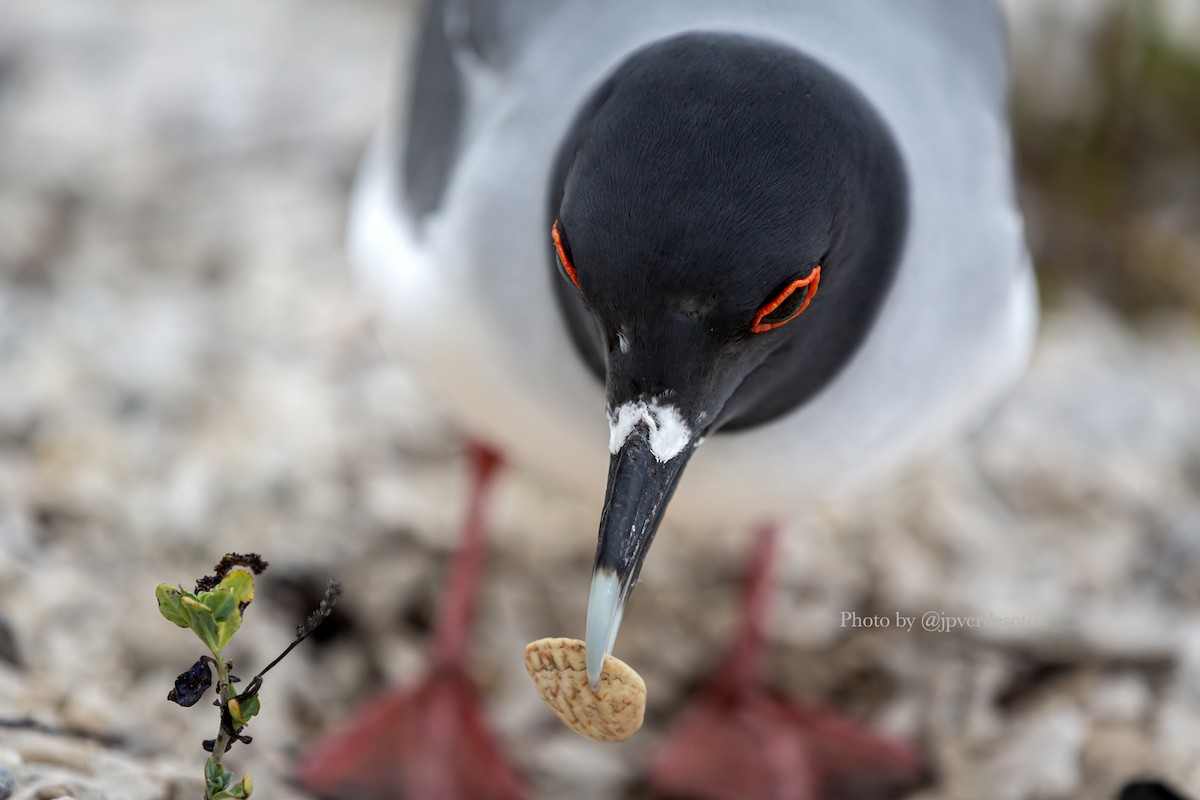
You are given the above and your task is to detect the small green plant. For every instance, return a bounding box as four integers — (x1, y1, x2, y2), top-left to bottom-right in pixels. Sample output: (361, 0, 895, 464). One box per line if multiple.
(157, 553, 341, 799)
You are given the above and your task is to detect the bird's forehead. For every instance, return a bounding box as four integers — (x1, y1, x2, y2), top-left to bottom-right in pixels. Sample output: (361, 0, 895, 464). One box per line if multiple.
(579, 251, 769, 327)
(560, 189, 827, 320)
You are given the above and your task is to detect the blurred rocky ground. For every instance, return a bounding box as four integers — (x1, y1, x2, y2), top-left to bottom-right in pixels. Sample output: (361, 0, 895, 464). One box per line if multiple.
(0, 1, 1198, 799)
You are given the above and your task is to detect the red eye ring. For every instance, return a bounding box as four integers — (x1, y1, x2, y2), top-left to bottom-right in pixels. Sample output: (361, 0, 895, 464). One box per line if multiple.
(552, 219, 581, 290)
(749, 266, 821, 334)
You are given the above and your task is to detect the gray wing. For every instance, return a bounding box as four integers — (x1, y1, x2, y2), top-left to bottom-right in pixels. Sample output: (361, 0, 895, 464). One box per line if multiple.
(918, 0, 1011, 104)
(400, 0, 1013, 218)
(401, 0, 560, 218)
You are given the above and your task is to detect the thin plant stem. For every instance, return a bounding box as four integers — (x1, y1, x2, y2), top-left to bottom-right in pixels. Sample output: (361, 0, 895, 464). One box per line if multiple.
(210, 649, 233, 772)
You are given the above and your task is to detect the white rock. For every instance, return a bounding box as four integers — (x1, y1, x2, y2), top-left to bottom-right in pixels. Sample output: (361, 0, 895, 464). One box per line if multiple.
(983, 700, 1089, 800)
(89, 755, 162, 800)
(1088, 673, 1153, 724)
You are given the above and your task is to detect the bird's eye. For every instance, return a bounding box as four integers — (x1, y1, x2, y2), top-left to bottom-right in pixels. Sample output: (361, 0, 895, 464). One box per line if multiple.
(552, 219, 581, 290)
(749, 266, 821, 333)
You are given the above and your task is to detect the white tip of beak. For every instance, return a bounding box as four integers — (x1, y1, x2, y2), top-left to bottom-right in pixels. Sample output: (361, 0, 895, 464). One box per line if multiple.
(585, 567, 625, 689)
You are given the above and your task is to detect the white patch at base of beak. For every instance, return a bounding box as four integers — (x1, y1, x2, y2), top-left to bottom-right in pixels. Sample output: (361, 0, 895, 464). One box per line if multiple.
(607, 400, 692, 462)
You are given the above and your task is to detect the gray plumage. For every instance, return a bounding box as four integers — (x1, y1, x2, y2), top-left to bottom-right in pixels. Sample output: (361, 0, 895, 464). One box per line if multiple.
(352, 0, 1036, 529)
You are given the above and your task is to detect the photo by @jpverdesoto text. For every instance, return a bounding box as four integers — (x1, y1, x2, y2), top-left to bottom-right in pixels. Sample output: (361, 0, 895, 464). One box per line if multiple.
(840, 610, 1040, 633)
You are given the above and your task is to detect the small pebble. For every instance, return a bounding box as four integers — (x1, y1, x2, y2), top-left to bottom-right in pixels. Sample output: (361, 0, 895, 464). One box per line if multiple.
(34, 786, 75, 800)
(0, 765, 15, 800)
(23, 775, 98, 800)
(92, 753, 162, 800)
(0, 749, 20, 771)
(15, 738, 95, 772)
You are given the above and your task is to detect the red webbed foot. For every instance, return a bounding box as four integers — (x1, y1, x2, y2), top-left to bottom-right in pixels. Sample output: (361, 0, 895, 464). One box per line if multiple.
(296, 443, 528, 800)
(645, 527, 924, 800)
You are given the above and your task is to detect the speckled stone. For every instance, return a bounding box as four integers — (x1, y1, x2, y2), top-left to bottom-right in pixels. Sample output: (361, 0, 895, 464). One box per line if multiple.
(0, 765, 16, 800)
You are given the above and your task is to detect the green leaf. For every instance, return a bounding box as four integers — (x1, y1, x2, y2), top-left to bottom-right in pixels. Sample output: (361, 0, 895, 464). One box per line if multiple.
(217, 570, 255, 607)
(240, 694, 261, 721)
(204, 758, 221, 788)
(234, 773, 253, 798)
(211, 605, 241, 651)
(228, 694, 261, 727)
(203, 589, 239, 623)
(156, 585, 192, 628)
(182, 596, 221, 653)
(205, 759, 232, 797)
(196, 569, 256, 650)
(209, 772, 253, 799)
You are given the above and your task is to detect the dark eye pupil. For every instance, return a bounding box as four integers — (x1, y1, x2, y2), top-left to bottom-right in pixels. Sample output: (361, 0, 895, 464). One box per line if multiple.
(759, 284, 809, 325)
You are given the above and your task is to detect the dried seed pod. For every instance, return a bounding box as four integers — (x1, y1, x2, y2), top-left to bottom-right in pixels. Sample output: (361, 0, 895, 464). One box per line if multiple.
(524, 637, 645, 743)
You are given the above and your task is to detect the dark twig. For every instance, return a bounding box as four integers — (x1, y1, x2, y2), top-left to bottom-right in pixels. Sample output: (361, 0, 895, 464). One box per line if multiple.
(234, 580, 343, 706)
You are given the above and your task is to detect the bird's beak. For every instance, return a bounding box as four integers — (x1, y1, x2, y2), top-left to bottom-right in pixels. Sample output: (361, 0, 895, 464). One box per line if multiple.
(586, 416, 695, 687)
